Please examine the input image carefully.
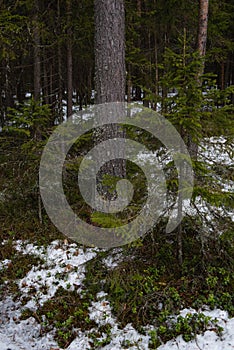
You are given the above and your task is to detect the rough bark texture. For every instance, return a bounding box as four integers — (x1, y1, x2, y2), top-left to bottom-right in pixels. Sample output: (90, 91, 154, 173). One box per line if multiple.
(94, 0, 126, 199)
(197, 0, 209, 82)
(57, 0, 63, 121)
(67, 0, 73, 118)
(33, 0, 40, 102)
(94, 0, 125, 104)
(197, 0, 209, 59)
(188, 0, 209, 159)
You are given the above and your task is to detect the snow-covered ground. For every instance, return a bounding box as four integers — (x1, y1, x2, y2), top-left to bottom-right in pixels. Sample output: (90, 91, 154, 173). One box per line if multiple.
(158, 309, 234, 350)
(0, 136, 233, 349)
(137, 136, 233, 225)
(0, 239, 234, 350)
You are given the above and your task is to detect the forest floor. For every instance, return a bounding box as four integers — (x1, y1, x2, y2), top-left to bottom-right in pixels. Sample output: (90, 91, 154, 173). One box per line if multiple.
(0, 238, 234, 350)
(0, 136, 233, 350)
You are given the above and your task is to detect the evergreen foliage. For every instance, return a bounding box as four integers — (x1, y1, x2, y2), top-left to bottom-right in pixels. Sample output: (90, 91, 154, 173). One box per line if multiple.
(0, 1, 233, 347)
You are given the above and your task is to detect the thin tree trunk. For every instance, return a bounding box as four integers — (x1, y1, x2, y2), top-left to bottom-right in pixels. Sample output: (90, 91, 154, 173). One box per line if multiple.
(136, 0, 142, 103)
(161, 28, 169, 114)
(197, 0, 209, 80)
(224, 58, 230, 88)
(137, 0, 141, 16)
(32, 0, 42, 223)
(0, 74, 3, 126)
(67, 0, 73, 118)
(2, 56, 14, 124)
(5, 58, 13, 110)
(16, 58, 24, 104)
(221, 62, 225, 91)
(188, 0, 209, 159)
(154, 0, 159, 105)
(127, 64, 132, 103)
(197, 0, 209, 61)
(50, 62, 56, 112)
(33, 0, 40, 102)
(42, 49, 49, 105)
(135, 86, 141, 101)
(154, 34, 159, 111)
(143, 30, 151, 108)
(57, 0, 63, 123)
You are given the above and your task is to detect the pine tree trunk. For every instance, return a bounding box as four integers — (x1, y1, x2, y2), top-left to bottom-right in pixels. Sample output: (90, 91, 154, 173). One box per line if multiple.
(42, 48, 49, 105)
(188, 0, 209, 159)
(5, 58, 14, 111)
(94, 0, 126, 200)
(197, 0, 209, 82)
(33, 0, 40, 102)
(154, 34, 159, 111)
(127, 64, 132, 103)
(57, 0, 63, 123)
(32, 0, 42, 223)
(224, 57, 230, 89)
(94, 0, 125, 103)
(197, 0, 209, 60)
(67, 0, 73, 118)
(137, 0, 141, 16)
(221, 61, 225, 90)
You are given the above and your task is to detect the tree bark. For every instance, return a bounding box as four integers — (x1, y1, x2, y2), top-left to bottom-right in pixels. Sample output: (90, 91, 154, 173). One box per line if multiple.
(57, 0, 63, 122)
(67, 0, 73, 118)
(32, 0, 41, 102)
(94, 0, 126, 200)
(221, 61, 225, 91)
(188, 0, 209, 159)
(154, 33, 159, 111)
(127, 64, 132, 103)
(94, 0, 125, 104)
(197, 0, 209, 81)
(42, 48, 49, 105)
(197, 0, 209, 60)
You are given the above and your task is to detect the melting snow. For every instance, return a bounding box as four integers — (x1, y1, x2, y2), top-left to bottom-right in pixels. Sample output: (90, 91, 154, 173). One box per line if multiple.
(0, 239, 233, 350)
(0, 136, 233, 349)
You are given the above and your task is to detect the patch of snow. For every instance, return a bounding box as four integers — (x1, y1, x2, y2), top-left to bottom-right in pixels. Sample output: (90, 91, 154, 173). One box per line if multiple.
(15, 240, 99, 307)
(100, 323, 151, 350)
(158, 308, 234, 350)
(200, 136, 233, 166)
(89, 291, 115, 326)
(68, 291, 151, 350)
(0, 259, 11, 270)
(158, 321, 234, 350)
(65, 332, 91, 350)
(0, 238, 234, 349)
(0, 297, 59, 350)
(102, 249, 123, 269)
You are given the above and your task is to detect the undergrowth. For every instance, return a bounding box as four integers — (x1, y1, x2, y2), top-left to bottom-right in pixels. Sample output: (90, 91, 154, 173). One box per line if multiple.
(83, 217, 233, 345)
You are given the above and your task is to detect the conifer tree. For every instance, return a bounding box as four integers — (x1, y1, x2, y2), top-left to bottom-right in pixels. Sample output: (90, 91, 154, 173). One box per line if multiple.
(94, 0, 126, 199)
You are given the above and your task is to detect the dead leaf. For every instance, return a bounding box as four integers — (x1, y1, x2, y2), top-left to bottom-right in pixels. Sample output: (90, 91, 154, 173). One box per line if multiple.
(65, 264, 73, 271)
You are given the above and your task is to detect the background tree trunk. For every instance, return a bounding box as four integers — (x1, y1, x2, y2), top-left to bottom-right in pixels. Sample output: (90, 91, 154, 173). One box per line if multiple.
(57, 0, 63, 123)
(188, 0, 209, 159)
(198, 0, 209, 61)
(33, 0, 41, 102)
(197, 0, 209, 82)
(67, 0, 73, 118)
